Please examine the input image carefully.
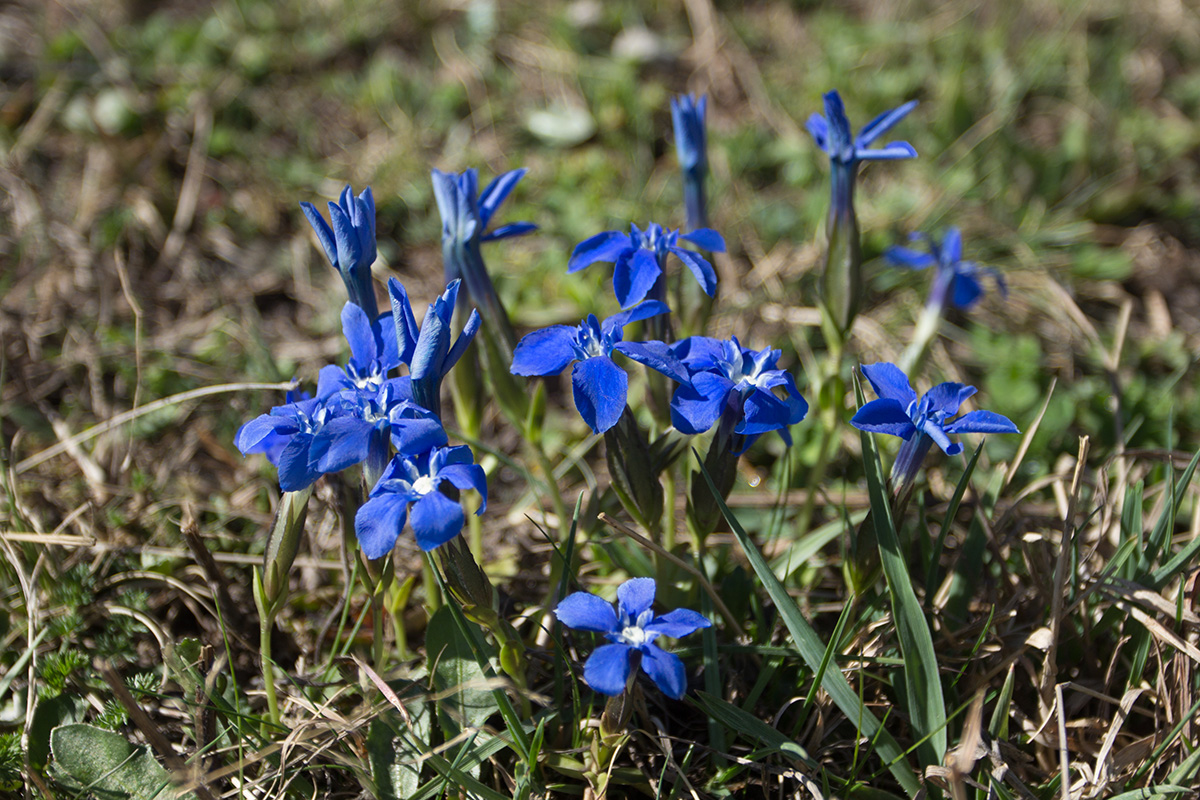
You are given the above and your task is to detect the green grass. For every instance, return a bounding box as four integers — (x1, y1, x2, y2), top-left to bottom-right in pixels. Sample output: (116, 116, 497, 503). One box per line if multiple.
(3, 0, 1200, 797)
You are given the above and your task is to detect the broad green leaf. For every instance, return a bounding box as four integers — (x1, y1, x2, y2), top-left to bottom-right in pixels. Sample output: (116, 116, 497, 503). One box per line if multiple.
(48, 723, 193, 800)
(425, 606, 499, 742)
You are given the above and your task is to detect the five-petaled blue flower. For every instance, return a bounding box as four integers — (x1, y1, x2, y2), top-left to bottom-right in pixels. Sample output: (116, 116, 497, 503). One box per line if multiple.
(885, 227, 1006, 311)
(355, 444, 488, 556)
(301, 185, 379, 316)
(236, 393, 335, 492)
(510, 301, 690, 434)
(806, 91, 918, 168)
(569, 223, 726, 309)
(671, 94, 709, 230)
(670, 336, 808, 452)
(555, 577, 711, 699)
(851, 363, 1019, 490)
(388, 277, 481, 421)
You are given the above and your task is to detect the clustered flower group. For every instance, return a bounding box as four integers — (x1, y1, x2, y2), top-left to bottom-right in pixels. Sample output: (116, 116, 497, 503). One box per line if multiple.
(237, 88, 1021, 704)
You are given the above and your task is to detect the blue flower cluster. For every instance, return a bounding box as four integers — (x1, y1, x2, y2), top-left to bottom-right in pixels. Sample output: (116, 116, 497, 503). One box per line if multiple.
(237, 185, 492, 554)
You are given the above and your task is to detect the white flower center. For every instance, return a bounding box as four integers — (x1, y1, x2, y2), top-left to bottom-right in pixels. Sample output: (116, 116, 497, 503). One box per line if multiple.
(617, 625, 649, 646)
(412, 476, 436, 495)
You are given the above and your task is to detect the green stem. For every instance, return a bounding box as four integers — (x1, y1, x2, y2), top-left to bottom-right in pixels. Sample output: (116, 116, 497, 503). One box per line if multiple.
(422, 556, 441, 612)
(260, 613, 280, 728)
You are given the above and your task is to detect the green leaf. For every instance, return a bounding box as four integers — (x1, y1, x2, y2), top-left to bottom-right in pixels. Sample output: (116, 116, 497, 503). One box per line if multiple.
(425, 606, 500, 742)
(694, 692, 817, 768)
(48, 724, 193, 800)
(368, 683, 433, 800)
(696, 455, 922, 797)
(857, 379, 948, 765)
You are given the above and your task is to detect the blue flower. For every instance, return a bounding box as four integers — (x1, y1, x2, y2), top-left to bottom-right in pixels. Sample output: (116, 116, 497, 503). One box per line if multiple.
(236, 394, 336, 492)
(316, 302, 401, 400)
(355, 444, 488, 556)
(309, 382, 446, 489)
(568, 223, 726, 309)
(806, 91, 918, 167)
(510, 301, 690, 434)
(387, 277, 481, 420)
(885, 227, 1006, 311)
(806, 91, 917, 333)
(851, 362, 1019, 490)
(671, 94, 708, 230)
(432, 168, 535, 351)
(670, 337, 808, 451)
(555, 577, 711, 699)
(301, 185, 379, 316)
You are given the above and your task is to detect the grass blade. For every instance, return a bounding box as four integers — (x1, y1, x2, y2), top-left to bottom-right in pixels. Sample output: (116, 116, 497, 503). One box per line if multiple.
(697, 455, 922, 797)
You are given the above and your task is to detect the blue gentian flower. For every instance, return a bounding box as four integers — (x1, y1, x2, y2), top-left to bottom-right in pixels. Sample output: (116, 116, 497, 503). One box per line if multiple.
(568, 223, 726, 309)
(885, 227, 1006, 311)
(316, 302, 401, 400)
(236, 394, 336, 492)
(806, 91, 917, 333)
(309, 382, 446, 489)
(555, 577, 711, 699)
(355, 444, 488, 556)
(387, 277, 481, 421)
(432, 168, 535, 351)
(671, 93, 709, 230)
(851, 362, 1019, 491)
(510, 301, 690, 434)
(301, 185, 379, 317)
(670, 336, 808, 452)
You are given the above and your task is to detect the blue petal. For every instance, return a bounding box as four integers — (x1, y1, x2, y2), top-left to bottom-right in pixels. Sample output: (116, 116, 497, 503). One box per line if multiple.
(641, 644, 687, 699)
(919, 419, 958, 455)
(411, 287, 454, 382)
(387, 278, 421, 365)
(438, 463, 488, 513)
(860, 363, 918, 406)
(277, 435, 321, 492)
(670, 247, 718, 297)
(477, 168, 526, 229)
(670, 372, 733, 435)
(805, 113, 829, 151)
(311, 417, 372, 473)
(856, 100, 919, 146)
(430, 169, 462, 237)
(555, 592, 618, 633)
(328, 201, 363, 272)
(571, 357, 628, 434)
(316, 365, 350, 399)
(952, 272, 985, 309)
(355, 493, 408, 560)
(568, 231, 630, 273)
(944, 410, 1020, 436)
(850, 399, 918, 439)
(617, 577, 656, 619)
(613, 341, 690, 385)
(444, 309, 481, 375)
(644, 608, 711, 639)
(885, 246, 936, 270)
(236, 413, 295, 454)
(924, 382, 977, 416)
(300, 202, 337, 267)
(613, 248, 661, 309)
(481, 221, 537, 241)
(822, 91, 853, 155)
(341, 302, 378, 369)
(602, 300, 671, 337)
(855, 141, 917, 161)
(411, 490, 464, 551)
(679, 228, 726, 253)
(739, 386, 808, 435)
(389, 417, 448, 455)
(670, 336, 725, 371)
(511, 326, 578, 376)
(583, 644, 632, 696)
